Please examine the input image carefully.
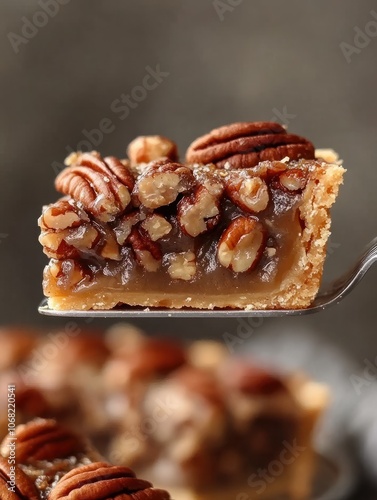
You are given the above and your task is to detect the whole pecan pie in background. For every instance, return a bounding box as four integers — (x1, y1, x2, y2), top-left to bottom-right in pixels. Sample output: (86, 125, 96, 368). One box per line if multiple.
(38, 121, 345, 311)
(0, 324, 329, 500)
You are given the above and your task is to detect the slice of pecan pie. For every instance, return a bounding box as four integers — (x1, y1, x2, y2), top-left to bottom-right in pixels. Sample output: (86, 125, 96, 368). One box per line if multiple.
(39, 122, 345, 310)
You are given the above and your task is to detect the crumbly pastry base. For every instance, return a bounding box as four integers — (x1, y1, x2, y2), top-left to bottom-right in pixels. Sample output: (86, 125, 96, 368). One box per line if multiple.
(155, 378, 329, 500)
(45, 162, 344, 311)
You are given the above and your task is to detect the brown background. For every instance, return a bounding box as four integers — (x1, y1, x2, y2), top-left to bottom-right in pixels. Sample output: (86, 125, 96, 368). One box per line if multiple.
(0, 0, 376, 362)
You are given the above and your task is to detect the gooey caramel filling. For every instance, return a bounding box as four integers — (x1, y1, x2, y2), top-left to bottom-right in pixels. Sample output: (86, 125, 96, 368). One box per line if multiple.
(45, 193, 301, 290)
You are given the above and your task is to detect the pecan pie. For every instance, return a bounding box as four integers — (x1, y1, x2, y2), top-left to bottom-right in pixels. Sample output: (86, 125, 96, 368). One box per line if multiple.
(0, 325, 329, 499)
(0, 419, 171, 500)
(39, 122, 345, 310)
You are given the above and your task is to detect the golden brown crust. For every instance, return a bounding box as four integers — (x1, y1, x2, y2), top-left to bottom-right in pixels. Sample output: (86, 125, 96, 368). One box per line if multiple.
(277, 161, 345, 309)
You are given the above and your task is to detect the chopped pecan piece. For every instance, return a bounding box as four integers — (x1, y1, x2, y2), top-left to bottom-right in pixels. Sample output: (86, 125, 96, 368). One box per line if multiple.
(47, 259, 88, 288)
(224, 175, 269, 213)
(113, 211, 146, 246)
(141, 214, 172, 241)
(315, 148, 339, 164)
(168, 251, 197, 280)
(127, 135, 178, 165)
(277, 167, 308, 193)
(128, 227, 162, 272)
(133, 159, 194, 209)
(177, 185, 222, 237)
(39, 199, 85, 230)
(39, 199, 120, 261)
(249, 160, 289, 179)
(217, 216, 266, 272)
(39, 201, 98, 260)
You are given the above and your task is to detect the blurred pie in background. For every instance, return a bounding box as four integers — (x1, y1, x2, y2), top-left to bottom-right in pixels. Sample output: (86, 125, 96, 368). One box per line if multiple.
(0, 323, 329, 499)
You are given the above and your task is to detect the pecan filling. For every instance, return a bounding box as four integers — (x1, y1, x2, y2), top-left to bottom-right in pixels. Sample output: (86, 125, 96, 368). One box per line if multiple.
(39, 122, 345, 310)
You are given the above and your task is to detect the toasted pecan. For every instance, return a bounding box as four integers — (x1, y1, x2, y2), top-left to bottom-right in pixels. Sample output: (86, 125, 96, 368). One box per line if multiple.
(0, 457, 39, 500)
(48, 462, 170, 500)
(0, 419, 87, 463)
(186, 121, 315, 168)
(55, 152, 135, 221)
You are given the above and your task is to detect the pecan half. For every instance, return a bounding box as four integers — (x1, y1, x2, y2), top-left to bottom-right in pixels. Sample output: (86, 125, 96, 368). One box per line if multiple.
(48, 462, 170, 500)
(186, 122, 315, 169)
(0, 457, 39, 500)
(217, 216, 266, 272)
(127, 135, 178, 165)
(55, 152, 135, 221)
(177, 185, 222, 237)
(0, 419, 87, 463)
(224, 175, 269, 213)
(128, 227, 162, 272)
(133, 159, 195, 209)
